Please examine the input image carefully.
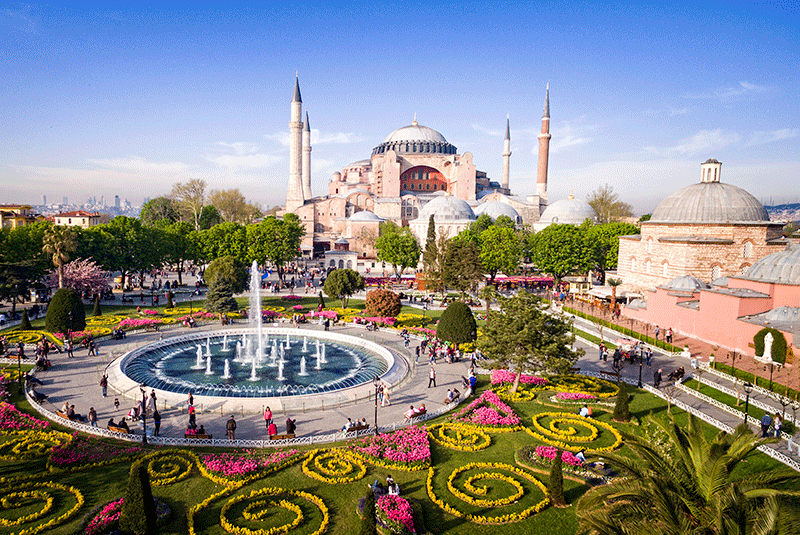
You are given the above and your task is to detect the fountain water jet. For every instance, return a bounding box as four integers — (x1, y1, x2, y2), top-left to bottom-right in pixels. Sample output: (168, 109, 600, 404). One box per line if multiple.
(222, 334, 229, 352)
(205, 337, 211, 356)
(223, 359, 231, 379)
(249, 357, 258, 381)
(299, 356, 308, 376)
(193, 346, 204, 369)
(276, 359, 286, 381)
(205, 355, 213, 375)
(303, 337, 308, 352)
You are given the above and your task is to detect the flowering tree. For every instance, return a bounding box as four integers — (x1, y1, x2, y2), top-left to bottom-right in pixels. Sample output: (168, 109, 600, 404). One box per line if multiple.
(46, 258, 111, 295)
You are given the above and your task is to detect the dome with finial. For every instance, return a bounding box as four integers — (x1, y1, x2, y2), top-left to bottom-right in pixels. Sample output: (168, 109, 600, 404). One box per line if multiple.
(372, 116, 458, 156)
(537, 190, 598, 226)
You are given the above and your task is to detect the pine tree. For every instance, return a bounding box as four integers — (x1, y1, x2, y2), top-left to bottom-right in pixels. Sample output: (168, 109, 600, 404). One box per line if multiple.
(166, 291, 174, 309)
(119, 462, 157, 535)
(206, 279, 239, 313)
(613, 381, 631, 422)
(436, 301, 477, 345)
(19, 309, 32, 330)
(45, 288, 86, 334)
(318, 291, 326, 309)
(92, 296, 102, 317)
(549, 448, 566, 507)
(359, 489, 377, 535)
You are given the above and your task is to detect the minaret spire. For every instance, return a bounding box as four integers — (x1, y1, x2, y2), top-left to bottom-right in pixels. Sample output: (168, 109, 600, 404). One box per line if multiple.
(536, 84, 551, 206)
(292, 73, 302, 103)
(501, 115, 511, 190)
(302, 111, 312, 199)
(286, 75, 304, 212)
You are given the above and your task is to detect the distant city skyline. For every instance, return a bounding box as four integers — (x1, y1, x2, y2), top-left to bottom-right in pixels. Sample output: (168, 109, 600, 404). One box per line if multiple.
(2, 2, 798, 214)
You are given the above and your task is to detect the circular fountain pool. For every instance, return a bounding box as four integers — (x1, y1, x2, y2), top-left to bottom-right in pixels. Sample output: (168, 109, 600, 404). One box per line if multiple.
(119, 328, 395, 398)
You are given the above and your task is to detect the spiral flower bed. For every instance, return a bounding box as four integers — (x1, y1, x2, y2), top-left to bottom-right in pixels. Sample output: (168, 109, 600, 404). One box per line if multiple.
(347, 425, 431, 471)
(426, 462, 549, 524)
(219, 487, 329, 535)
(525, 412, 623, 453)
(0, 481, 84, 535)
(141, 450, 194, 486)
(450, 390, 521, 430)
(491, 383, 538, 402)
(301, 449, 367, 484)
(48, 433, 143, 472)
(427, 424, 491, 452)
(85, 315, 129, 327)
(0, 429, 71, 461)
(549, 375, 619, 398)
(201, 450, 299, 482)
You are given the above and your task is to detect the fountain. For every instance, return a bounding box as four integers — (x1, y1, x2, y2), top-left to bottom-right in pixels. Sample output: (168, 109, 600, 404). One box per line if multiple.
(285, 332, 290, 349)
(276, 358, 286, 381)
(268, 344, 278, 367)
(303, 337, 308, 352)
(321, 344, 328, 364)
(205, 355, 213, 375)
(250, 356, 258, 381)
(193, 346, 204, 369)
(223, 359, 231, 379)
(315, 349, 322, 370)
(299, 356, 308, 376)
(205, 337, 211, 356)
(222, 334, 229, 352)
(236, 341, 242, 360)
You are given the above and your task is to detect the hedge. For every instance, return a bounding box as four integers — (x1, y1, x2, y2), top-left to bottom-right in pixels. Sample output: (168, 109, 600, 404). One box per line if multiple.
(754, 328, 787, 365)
(710, 361, 799, 400)
(562, 306, 683, 353)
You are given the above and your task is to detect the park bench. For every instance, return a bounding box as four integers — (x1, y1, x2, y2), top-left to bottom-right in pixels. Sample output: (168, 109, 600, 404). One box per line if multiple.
(108, 425, 131, 434)
(184, 433, 213, 440)
(269, 433, 296, 441)
(349, 424, 370, 433)
(56, 410, 69, 420)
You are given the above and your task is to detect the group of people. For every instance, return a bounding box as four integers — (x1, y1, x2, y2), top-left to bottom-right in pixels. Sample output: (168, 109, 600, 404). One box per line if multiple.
(403, 404, 427, 421)
(369, 475, 400, 496)
(653, 325, 674, 344)
(760, 413, 784, 438)
(341, 417, 368, 434)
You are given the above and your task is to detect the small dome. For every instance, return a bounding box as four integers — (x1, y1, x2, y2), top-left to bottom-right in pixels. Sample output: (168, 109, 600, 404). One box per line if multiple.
(741, 243, 800, 285)
(711, 277, 729, 287)
(662, 275, 710, 292)
(416, 195, 476, 222)
(539, 195, 598, 225)
(334, 238, 349, 245)
(345, 159, 372, 169)
(763, 306, 800, 323)
(478, 201, 522, 224)
(348, 210, 383, 222)
(650, 182, 768, 223)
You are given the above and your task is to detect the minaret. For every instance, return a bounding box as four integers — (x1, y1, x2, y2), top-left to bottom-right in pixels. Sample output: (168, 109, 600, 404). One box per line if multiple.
(501, 115, 511, 190)
(286, 75, 304, 212)
(302, 111, 312, 199)
(536, 83, 551, 203)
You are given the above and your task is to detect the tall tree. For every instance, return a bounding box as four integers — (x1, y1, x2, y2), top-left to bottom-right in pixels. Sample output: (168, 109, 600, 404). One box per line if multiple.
(323, 268, 364, 308)
(139, 196, 179, 226)
(170, 178, 207, 230)
(46, 259, 111, 295)
(478, 291, 579, 391)
(198, 222, 248, 263)
(163, 221, 197, 285)
(375, 225, 421, 278)
(93, 217, 149, 290)
(246, 214, 304, 280)
(528, 224, 594, 287)
(209, 189, 261, 224)
(43, 225, 78, 289)
(577, 415, 800, 535)
(442, 238, 484, 296)
(479, 226, 521, 284)
(587, 184, 634, 224)
(198, 204, 222, 230)
(585, 222, 640, 284)
(204, 256, 249, 294)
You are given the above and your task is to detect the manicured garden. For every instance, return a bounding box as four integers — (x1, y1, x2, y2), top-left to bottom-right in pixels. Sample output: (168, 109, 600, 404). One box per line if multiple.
(0, 365, 790, 535)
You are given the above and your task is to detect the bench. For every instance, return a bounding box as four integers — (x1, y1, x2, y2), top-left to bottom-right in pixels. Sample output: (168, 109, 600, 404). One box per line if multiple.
(108, 425, 131, 434)
(184, 433, 213, 440)
(269, 433, 296, 441)
(56, 410, 69, 419)
(443, 394, 461, 405)
(348, 424, 370, 433)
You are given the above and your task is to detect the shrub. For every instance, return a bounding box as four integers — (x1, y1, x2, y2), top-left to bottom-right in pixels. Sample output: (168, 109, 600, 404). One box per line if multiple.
(612, 381, 631, 422)
(318, 291, 326, 309)
(92, 296, 102, 317)
(206, 279, 239, 313)
(436, 301, 477, 345)
(549, 447, 566, 506)
(364, 288, 401, 318)
(19, 309, 32, 330)
(119, 462, 156, 535)
(166, 291, 174, 309)
(205, 256, 248, 293)
(359, 489, 377, 535)
(754, 327, 787, 365)
(45, 288, 86, 334)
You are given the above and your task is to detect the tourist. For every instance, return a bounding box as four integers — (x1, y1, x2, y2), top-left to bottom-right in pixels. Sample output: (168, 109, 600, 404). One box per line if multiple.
(773, 413, 782, 437)
(117, 418, 130, 433)
(153, 409, 161, 436)
(107, 417, 116, 428)
(666, 327, 673, 344)
(444, 389, 453, 404)
(342, 417, 354, 433)
(599, 343, 605, 360)
(645, 347, 653, 366)
(28, 386, 47, 403)
(226, 415, 237, 440)
(67, 404, 86, 422)
(469, 373, 477, 392)
(88, 407, 98, 427)
(264, 406, 273, 428)
(428, 366, 436, 388)
(198, 425, 206, 435)
(188, 405, 197, 430)
(65, 339, 74, 358)
(268, 421, 278, 437)
(381, 382, 391, 406)
(654, 326, 660, 341)
(146, 391, 156, 415)
(286, 417, 297, 435)
(114, 397, 120, 410)
(579, 404, 590, 418)
(575, 449, 587, 464)
(653, 369, 662, 388)
(404, 406, 416, 420)
(100, 374, 108, 397)
(761, 413, 773, 438)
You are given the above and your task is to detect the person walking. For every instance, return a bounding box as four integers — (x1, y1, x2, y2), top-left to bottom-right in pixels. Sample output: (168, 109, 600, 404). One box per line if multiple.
(415, 345, 421, 363)
(65, 339, 74, 358)
(381, 382, 391, 406)
(188, 405, 197, 430)
(152, 409, 161, 436)
(226, 415, 237, 440)
(773, 413, 782, 437)
(645, 347, 653, 367)
(263, 406, 273, 428)
(100, 374, 108, 397)
(654, 326, 660, 341)
(427, 366, 436, 388)
(760, 413, 773, 438)
(653, 368, 662, 388)
(88, 407, 98, 427)
(598, 343, 605, 361)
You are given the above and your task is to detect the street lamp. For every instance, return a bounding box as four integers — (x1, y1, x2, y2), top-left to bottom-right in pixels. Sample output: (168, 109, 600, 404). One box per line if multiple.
(373, 375, 380, 435)
(17, 345, 23, 395)
(637, 351, 643, 388)
(139, 384, 148, 445)
(743, 382, 753, 426)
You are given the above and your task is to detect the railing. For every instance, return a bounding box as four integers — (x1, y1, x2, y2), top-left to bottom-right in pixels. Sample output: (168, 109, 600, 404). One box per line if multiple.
(691, 374, 798, 425)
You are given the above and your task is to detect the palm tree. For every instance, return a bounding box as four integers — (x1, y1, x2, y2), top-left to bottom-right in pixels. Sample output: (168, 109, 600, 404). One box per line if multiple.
(43, 225, 77, 289)
(479, 284, 499, 316)
(577, 415, 800, 534)
(607, 277, 622, 314)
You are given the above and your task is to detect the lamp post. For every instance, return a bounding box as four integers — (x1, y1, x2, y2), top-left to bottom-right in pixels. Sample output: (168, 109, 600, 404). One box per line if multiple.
(373, 376, 380, 435)
(139, 384, 148, 445)
(637, 352, 643, 388)
(743, 382, 753, 426)
(17, 346, 23, 395)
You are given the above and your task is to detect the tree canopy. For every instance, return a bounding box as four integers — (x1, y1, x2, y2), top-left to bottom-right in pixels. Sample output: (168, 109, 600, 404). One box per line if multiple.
(209, 189, 261, 224)
(527, 224, 594, 285)
(246, 214, 305, 278)
(204, 256, 248, 294)
(442, 238, 484, 296)
(170, 178, 207, 230)
(587, 184, 634, 224)
(478, 226, 521, 284)
(139, 197, 179, 226)
(585, 222, 640, 283)
(323, 269, 364, 308)
(375, 223, 421, 278)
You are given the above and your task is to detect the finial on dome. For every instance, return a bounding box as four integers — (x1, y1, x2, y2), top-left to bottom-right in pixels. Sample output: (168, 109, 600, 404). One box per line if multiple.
(412, 112, 418, 126)
(568, 187, 574, 200)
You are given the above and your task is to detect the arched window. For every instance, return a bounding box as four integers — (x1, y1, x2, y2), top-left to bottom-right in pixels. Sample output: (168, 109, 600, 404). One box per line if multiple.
(662, 261, 668, 277)
(711, 265, 721, 280)
(347, 260, 352, 269)
(740, 264, 750, 275)
(645, 259, 652, 274)
(647, 237, 654, 254)
(338, 260, 344, 269)
(329, 260, 335, 267)
(631, 257, 637, 272)
(743, 241, 753, 258)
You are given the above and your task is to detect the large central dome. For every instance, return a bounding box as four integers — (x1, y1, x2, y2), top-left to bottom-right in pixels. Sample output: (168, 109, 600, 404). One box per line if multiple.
(372, 120, 457, 156)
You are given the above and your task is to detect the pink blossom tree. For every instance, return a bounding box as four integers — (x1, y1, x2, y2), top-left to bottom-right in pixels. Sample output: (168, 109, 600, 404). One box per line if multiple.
(46, 258, 111, 295)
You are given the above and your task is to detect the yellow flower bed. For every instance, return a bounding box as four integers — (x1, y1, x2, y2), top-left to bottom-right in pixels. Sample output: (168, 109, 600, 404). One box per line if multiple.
(0, 481, 83, 535)
(426, 463, 549, 524)
(163, 307, 193, 315)
(219, 487, 328, 535)
(550, 375, 619, 398)
(3, 331, 61, 345)
(525, 412, 623, 453)
(301, 449, 366, 484)
(141, 450, 194, 486)
(427, 424, 491, 452)
(492, 383, 539, 402)
(85, 315, 128, 326)
(0, 430, 72, 461)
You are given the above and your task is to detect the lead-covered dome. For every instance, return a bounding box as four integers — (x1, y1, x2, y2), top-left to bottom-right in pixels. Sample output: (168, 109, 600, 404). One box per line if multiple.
(741, 243, 800, 285)
(539, 194, 598, 225)
(372, 120, 457, 156)
(416, 195, 476, 222)
(477, 201, 522, 224)
(348, 210, 383, 222)
(650, 179, 769, 224)
(661, 275, 710, 292)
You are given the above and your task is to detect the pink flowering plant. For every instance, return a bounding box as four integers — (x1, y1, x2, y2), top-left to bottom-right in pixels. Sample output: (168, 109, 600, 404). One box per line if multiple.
(305, 310, 338, 319)
(292, 304, 304, 311)
(348, 426, 430, 469)
(450, 390, 521, 428)
(84, 498, 123, 535)
(377, 495, 416, 535)
(49, 433, 142, 468)
(490, 369, 550, 386)
(140, 309, 160, 316)
(360, 316, 397, 326)
(118, 318, 163, 329)
(201, 449, 299, 479)
(0, 401, 50, 430)
(281, 295, 302, 300)
(555, 392, 597, 401)
(533, 445, 584, 466)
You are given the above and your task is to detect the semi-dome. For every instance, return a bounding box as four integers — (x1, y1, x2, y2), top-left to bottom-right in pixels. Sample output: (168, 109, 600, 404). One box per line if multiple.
(416, 195, 476, 222)
(741, 243, 800, 285)
(372, 119, 457, 156)
(661, 275, 710, 292)
(478, 201, 522, 224)
(348, 210, 383, 222)
(650, 181, 769, 224)
(539, 194, 598, 226)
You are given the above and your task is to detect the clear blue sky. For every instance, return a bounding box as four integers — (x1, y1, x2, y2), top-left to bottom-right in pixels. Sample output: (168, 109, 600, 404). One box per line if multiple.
(2, 1, 798, 213)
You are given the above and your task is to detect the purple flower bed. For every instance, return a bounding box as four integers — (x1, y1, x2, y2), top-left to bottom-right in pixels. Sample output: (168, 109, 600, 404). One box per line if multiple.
(348, 426, 430, 467)
(201, 449, 298, 477)
(49, 434, 142, 467)
(0, 401, 50, 430)
(490, 369, 550, 386)
(451, 390, 521, 427)
(281, 295, 302, 300)
(534, 445, 584, 466)
(555, 392, 597, 401)
(377, 495, 416, 534)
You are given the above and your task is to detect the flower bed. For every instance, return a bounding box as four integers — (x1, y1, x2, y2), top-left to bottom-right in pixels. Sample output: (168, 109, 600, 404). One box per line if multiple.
(427, 424, 491, 452)
(555, 392, 597, 401)
(377, 495, 416, 535)
(0, 401, 50, 430)
(347, 425, 430, 471)
(84, 497, 170, 535)
(281, 295, 302, 300)
(48, 434, 142, 471)
(301, 449, 366, 484)
(549, 374, 619, 398)
(524, 412, 623, 453)
(201, 449, 299, 479)
(450, 390, 521, 429)
(219, 487, 329, 535)
(0, 481, 84, 535)
(490, 369, 550, 386)
(0, 429, 71, 461)
(531, 445, 583, 466)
